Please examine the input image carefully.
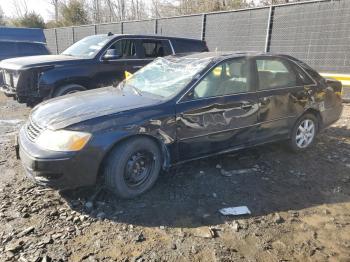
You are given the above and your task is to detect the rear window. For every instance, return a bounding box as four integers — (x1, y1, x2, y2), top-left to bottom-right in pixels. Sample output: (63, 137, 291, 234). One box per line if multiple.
(171, 39, 208, 53)
(141, 40, 168, 58)
(256, 58, 297, 90)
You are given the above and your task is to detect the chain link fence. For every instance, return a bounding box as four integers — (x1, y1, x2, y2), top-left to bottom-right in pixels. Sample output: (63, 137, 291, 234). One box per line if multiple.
(43, 0, 349, 75)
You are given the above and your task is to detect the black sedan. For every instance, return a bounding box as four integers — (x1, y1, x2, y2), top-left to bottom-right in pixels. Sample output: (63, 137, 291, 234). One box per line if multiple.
(17, 52, 343, 198)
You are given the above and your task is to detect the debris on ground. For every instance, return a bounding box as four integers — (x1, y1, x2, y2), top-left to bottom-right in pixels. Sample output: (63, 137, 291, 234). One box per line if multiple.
(219, 206, 251, 216)
(193, 227, 216, 239)
(220, 168, 256, 177)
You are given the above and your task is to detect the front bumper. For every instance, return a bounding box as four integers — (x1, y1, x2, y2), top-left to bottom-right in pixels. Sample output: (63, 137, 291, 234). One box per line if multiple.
(17, 126, 100, 190)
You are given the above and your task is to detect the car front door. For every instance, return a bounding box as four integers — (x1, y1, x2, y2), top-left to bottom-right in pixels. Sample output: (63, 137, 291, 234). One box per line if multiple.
(122, 39, 172, 73)
(96, 38, 145, 87)
(175, 57, 259, 161)
(253, 56, 312, 141)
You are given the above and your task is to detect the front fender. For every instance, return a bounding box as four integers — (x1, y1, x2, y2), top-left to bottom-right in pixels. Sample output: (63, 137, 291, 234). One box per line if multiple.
(38, 65, 93, 96)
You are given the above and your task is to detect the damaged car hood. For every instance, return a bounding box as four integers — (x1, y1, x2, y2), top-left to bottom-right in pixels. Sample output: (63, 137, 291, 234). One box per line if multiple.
(0, 55, 86, 70)
(31, 87, 161, 130)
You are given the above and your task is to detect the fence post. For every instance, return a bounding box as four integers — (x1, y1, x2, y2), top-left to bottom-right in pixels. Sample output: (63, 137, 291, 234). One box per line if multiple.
(201, 14, 207, 41)
(264, 6, 275, 53)
(154, 19, 158, 34)
(72, 27, 75, 43)
(94, 24, 97, 35)
(54, 28, 59, 54)
(121, 22, 124, 34)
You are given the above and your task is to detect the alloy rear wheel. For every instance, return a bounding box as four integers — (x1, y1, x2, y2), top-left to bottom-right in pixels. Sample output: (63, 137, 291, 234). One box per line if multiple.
(289, 113, 318, 152)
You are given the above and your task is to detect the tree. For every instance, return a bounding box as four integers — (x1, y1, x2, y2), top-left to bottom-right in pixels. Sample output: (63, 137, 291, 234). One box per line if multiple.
(12, 12, 46, 28)
(12, 0, 29, 18)
(60, 0, 90, 26)
(257, 0, 312, 5)
(47, 0, 60, 22)
(150, 0, 254, 17)
(0, 6, 6, 26)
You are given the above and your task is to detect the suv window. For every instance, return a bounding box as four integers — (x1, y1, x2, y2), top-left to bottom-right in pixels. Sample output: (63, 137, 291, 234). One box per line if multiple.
(17, 43, 48, 56)
(141, 40, 165, 58)
(109, 39, 137, 58)
(172, 39, 208, 53)
(256, 58, 297, 90)
(193, 58, 250, 99)
(0, 42, 17, 56)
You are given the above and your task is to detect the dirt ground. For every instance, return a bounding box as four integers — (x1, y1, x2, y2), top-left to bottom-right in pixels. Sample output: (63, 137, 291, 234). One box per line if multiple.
(0, 92, 349, 262)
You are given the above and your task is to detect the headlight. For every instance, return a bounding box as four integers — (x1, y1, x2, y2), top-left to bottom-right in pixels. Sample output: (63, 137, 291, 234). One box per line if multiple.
(12, 71, 20, 86)
(36, 130, 91, 152)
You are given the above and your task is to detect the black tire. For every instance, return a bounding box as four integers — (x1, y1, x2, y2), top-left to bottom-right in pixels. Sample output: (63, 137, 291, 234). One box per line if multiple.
(53, 84, 86, 98)
(289, 113, 318, 152)
(104, 137, 162, 199)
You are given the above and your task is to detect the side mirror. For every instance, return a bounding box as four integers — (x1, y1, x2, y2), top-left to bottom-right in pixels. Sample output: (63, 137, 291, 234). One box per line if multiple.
(102, 49, 121, 60)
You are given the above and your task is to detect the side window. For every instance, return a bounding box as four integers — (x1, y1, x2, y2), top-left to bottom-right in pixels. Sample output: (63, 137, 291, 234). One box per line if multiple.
(172, 39, 207, 53)
(141, 40, 165, 58)
(193, 58, 250, 99)
(0, 42, 17, 56)
(109, 39, 137, 58)
(17, 43, 46, 55)
(293, 64, 315, 85)
(256, 59, 297, 90)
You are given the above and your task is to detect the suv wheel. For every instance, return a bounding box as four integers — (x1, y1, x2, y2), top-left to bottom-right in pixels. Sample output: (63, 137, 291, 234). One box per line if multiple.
(53, 84, 86, 97)
(104, 137, 162, 199)
(289, 113, 318, 152)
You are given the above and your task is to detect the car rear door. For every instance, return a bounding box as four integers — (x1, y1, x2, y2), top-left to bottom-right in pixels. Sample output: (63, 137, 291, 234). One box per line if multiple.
(175, 57, 259, 161)
(253, 56, 311, 141)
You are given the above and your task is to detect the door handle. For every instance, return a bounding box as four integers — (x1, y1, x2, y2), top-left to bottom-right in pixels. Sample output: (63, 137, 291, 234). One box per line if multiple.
(132, 66, 143, 69)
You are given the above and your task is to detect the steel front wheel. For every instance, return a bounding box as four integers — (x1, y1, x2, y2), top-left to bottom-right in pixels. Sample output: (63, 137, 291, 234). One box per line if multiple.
(289, 113, 318, 152)
(104, 137, 162, 199)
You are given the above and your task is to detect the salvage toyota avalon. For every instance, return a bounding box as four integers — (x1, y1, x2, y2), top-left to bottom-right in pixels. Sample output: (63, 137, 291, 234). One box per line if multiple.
(17, 52, 343, 198)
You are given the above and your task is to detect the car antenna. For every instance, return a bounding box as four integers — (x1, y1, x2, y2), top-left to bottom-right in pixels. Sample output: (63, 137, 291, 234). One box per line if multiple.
(107, 32, 113, 36)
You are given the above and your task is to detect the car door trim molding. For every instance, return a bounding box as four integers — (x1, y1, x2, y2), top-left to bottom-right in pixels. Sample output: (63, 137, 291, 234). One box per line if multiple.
(177, 122, 259, 142)
(256, 84, 306, 93)
(177, 115, 296, 142)
(178, 91, 258, 104)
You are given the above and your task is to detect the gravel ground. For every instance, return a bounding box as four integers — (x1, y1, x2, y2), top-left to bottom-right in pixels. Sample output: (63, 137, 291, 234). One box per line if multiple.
(0, 93, 350, 262)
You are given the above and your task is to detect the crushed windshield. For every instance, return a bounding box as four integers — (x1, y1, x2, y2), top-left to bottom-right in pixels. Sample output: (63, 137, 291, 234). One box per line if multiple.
(62, 35, 110, 58)
(120, 57, 213, 99)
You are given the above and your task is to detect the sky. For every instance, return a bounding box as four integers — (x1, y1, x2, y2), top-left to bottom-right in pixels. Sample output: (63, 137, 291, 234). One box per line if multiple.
(0, 0, 263, 22)
(1, 0, 53, 21)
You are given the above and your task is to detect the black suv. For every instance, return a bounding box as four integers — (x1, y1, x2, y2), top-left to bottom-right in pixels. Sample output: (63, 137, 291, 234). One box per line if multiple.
(0, 34, 208, 105)
(0, 40, 49, 88)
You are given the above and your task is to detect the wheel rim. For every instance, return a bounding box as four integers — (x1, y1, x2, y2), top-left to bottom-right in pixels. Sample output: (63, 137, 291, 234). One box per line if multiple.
(124, 151, 155, 188)
(296, 119, 315, 149)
